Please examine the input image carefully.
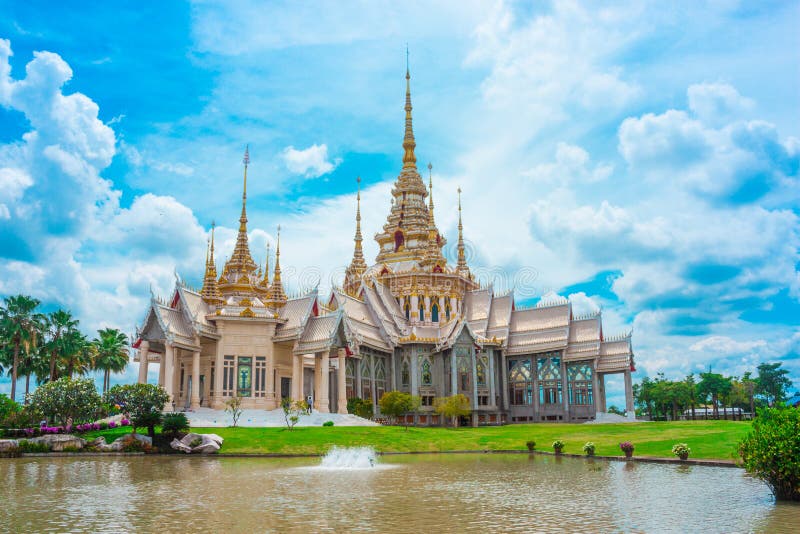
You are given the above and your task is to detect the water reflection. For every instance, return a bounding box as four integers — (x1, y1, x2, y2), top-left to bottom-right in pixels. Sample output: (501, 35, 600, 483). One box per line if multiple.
(0, 454, 797, 533)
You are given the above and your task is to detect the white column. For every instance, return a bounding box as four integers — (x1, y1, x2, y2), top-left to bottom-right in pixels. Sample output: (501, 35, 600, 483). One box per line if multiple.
(410, 351, 419, 396)
(487, 348, 496, 408)
(158, 355, 165, 387)
(190, 349, 200, 409)
(213, 324, 225, 408)
(410, 294, 419, 322)
(624, 370, 634, 414)
(451, 350, 458, 395)
(313, 355, 321, 411)
(164, 342, 175, 403)
(500, 352, 509, 411)
(592, 361, 600, 415)
(292, 353, 303, 402)
(450, 296, 458, 321)
(598, 374, 607, 412)
(319, 350, 330, 413)
(137, 341, 150, 384)
(265, 324, 276, 409)
(471, 347, 478, 410)
(337, 348, 347, 414)
(423, 295, 430, 322)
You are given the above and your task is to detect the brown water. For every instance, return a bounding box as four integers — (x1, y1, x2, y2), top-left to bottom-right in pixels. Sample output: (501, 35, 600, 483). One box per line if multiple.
(1, 453, 797, 533)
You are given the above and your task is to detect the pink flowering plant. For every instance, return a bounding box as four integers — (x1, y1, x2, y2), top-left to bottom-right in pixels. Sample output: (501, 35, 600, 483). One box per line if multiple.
(619, 441, 635, 455)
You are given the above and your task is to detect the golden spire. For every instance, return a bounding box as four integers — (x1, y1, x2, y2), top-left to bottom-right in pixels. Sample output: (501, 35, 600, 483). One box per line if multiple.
(265, 225, 287, 307)
(402, 48, 416, 169)
(264, 242, 271, 285)
(219, 146, 259, 296)
(344, 177, 368, 294)
(456, 187, 469, 274)
(201, 221, 224, 305)
(424, 162, 444, 266)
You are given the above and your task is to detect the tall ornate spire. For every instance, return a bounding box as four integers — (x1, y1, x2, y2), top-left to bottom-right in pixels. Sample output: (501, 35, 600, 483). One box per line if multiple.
(265, 225, 287, 307)
(424, 163, 445, 267)
(201, 221, 224, 305)
(344, 177, 368, 294)
(456, 187, 469, 276)
(402, 50, 416, 169)
(219, 146, 259, 296)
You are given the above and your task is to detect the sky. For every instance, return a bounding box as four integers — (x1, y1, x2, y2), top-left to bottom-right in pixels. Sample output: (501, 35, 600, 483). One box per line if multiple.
(0, 0, 798, 406)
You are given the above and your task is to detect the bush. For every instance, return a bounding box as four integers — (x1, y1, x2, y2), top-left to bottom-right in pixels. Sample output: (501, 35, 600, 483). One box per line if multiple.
(28, 377, 103, 427)
(378, 391, 420, 429)
(322, 420, 334, 427)
(133, 411, 163, 438)
(162, 412, 190, 437)
(104, 384, 169, 437)
(672, 443, 691, 460)
(0, 393, 21, 424)
(739, 407, 800, 501)
(583, 442, 596, 456)
(526, 440, 536, 451)
(121, 436, 152, 453)
(347, 398, 374, 420)
(552, 439, 565, 453)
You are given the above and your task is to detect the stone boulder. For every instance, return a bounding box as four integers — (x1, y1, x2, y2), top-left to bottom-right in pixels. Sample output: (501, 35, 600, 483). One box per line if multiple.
(90, 436, 125, 452)
(130, 433, 153, 446)
(0, 439, 19, 452)
(170, 432, 224, 454)
(30, 434, 87, 451)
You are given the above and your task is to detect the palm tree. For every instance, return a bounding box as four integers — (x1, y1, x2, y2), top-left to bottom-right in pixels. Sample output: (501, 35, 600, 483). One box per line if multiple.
(18, 344, 49, 401)
(93, 328, 129, 393)
(44, 309, 79, 382)
(0, 295, 43, 402)
(61, 329, 94, 378)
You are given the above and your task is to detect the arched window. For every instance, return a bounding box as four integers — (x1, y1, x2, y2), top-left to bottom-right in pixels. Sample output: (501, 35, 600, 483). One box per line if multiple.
(567, 363, 593, 405)
(431, 302, 439, 322)
(476, 358, 486, 386)
(401, 360, 410, 389)
(445, 300, 451, 321)
(404, 299, 410, 320)
(375, 359, 387, 400)
(421, 358, 432, 386)
(394, 230, 404, 252)
(537, 353, 562, 405)
(419, 302, 425, 322)
(360, 358, 372, 401)
(345, 358, 356, 399)
(508, 359, 532, 405)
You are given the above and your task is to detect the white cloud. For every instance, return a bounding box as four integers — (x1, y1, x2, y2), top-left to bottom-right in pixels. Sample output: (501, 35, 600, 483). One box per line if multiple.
(282, 143, 339, 177)
(688, 82, 755, 126)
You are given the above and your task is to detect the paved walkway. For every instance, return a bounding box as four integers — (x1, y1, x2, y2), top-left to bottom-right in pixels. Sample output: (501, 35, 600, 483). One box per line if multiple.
(184, 407, 379, 428)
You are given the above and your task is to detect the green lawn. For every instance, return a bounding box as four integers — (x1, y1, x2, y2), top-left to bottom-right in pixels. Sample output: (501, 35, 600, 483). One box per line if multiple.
(85, 420, 750, 460)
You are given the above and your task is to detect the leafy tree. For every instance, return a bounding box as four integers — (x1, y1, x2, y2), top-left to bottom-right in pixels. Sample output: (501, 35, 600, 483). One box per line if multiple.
(697, 372, 732, 419)
(378, 391, 421, 429)
(225, 395, 243, 427)
(739, 407, 800, 501)
(104, 383, 169, 437)
(434, 394, 471, 427)
(684, 374, 698, 420)
(755, 362, 793, 406)
(347, 397, 374, 419)
(28, 377, 103, 427)
(0, 393, 21, 424)
(92, 328, 129, 393)
(0, 295, 44, 402)
(280, 397, 307, 430)
(607, 405, 626, 416)
(43, 310, 79, 382)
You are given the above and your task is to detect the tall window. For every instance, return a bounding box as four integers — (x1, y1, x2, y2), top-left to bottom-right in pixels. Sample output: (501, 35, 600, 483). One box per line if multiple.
(401, 360, 410, 389)
(345, 358, 356, 399)
(179, 363, 185, 397)
(210, 362, 215, 396)
(568, 363, 593, 405)
(254, 357, 267, 398)
(223, 356, 235, 396)
(476, 357, 487, 386)
(431, 302, 439, 322)
(538, 354, 562, 404)
(419, 302, 425, 322)
(237, 357, 252, 397)
(360, 357, 372, 401)
(420, 358, 432, 386)
(508, 359, 532, 405)
(404, 299, 410, 320)
(456, 349, 471, 393)
(445, 300, 451, 321)
(375, 358, 387, 400)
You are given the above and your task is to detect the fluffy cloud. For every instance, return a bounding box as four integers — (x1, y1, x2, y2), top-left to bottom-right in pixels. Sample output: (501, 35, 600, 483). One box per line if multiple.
(281, 143, 340, 178)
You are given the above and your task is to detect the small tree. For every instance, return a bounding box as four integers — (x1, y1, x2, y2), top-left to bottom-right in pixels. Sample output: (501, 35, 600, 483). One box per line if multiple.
(755, 362, 793, 407)
(434, 394, 471, 427)
(739, 407, 800, 501)
(225, 395, 243, 427)
(162, 412, 190, 438)
(379, 391, 420, 430)
(104, 383, 169, 438)
(347, 397, 374, 420)
(28, 377, 102, 427)
(280, 397, 308, 430)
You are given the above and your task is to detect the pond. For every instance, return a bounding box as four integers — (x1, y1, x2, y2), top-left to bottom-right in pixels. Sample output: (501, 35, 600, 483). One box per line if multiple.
(1, 453, 797, 532)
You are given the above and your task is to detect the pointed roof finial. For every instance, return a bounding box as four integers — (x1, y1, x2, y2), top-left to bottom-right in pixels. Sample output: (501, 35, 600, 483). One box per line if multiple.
(457, 187, 468, 273)
(266, 224, 287, 306)
(345, 176, 368, 295)
(427, 162, 434, 211)
(402, 48, 416, 169)
(201, 220, 224, 305)
(263, 241, 271, 286)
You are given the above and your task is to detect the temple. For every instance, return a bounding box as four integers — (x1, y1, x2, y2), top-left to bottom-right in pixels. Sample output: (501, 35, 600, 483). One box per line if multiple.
(132, 68, 635, 424)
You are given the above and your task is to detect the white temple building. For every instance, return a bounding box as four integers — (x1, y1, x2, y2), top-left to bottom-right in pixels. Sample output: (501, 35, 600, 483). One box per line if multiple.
(133, 68, 634, 424)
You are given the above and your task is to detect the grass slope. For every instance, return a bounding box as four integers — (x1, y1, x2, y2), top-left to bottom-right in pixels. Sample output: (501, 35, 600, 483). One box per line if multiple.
(83, 421, 750, 460)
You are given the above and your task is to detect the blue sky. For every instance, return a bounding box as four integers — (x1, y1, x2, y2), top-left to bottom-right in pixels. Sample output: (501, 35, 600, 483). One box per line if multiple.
(1, 0, 798, 405)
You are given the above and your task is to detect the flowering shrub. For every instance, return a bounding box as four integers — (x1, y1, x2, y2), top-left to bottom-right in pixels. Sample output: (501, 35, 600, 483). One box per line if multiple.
(28, 377, 103, 427)
(553, 439, 565, 453)
(619, 441, 635, 455)
(108, 421, 116, 429)
(672, 443, 691, 459)
(120, 418, 131, 426)
(583, 442, 596, 456)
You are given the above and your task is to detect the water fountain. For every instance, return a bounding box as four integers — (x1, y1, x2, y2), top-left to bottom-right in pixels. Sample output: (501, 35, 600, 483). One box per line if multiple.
(318, 446, 379, 470)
